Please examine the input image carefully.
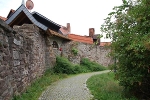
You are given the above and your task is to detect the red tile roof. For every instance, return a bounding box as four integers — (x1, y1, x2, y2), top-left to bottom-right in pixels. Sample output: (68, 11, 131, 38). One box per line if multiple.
(100, 42, 111, 46)
(0, 16, 7, 21)
(68, 34, 93, 44)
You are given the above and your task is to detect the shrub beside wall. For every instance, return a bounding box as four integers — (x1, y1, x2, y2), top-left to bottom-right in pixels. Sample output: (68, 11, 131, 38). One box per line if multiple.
(53, 56, 107, 74)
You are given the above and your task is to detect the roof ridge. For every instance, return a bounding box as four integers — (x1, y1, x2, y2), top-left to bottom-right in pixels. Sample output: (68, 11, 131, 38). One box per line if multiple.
(32, 11, 61, 27)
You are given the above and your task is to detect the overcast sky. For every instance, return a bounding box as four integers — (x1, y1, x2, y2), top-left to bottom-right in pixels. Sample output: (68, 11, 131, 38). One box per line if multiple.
(0, 0, 122, 42)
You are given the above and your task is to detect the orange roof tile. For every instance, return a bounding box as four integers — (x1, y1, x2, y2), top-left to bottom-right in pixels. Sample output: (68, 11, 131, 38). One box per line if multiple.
(68, 34, 93, 44)
(100, 42, 111, 46)
(0, 16, 7, 21)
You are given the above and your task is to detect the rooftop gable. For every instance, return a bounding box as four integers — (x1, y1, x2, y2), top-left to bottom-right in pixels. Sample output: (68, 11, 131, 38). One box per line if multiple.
(6, 4, 47, 30)
(5, 4, 61, 32)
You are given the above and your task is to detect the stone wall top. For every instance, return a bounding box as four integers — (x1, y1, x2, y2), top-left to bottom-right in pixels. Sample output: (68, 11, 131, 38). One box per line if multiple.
(0, 19, 13, 33)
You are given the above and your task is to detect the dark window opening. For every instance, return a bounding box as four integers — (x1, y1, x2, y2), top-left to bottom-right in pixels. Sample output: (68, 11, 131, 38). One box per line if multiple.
(52, 41, 59, 48)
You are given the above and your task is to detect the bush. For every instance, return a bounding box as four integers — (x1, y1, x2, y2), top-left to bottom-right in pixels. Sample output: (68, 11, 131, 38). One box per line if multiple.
(53, 56, 107, 74)
(101, 0, 150, 99)
(74, 65, 91, 73)
(53, 56, 75, 74)
(80, 58, 107, 71)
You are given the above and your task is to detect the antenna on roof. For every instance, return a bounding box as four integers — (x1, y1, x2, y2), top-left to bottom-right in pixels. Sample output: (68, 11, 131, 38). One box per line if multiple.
(21, 0, 25, 5)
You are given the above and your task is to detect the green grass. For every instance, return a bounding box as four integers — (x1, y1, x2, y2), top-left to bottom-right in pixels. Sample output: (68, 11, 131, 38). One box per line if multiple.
(87, 72, 137, 100)
(12, 69, 68, 100)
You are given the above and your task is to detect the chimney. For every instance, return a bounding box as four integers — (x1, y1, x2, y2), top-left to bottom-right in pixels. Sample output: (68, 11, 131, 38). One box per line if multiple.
(67, 23, 71, 33)
(89, 28, 95, 38)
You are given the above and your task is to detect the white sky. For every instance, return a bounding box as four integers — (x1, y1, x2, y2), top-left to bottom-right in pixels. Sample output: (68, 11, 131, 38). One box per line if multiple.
(0, 0, 122, 42)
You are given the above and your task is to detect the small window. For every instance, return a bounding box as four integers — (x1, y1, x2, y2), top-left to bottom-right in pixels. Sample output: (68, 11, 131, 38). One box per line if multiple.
(52, 41, 59, 48)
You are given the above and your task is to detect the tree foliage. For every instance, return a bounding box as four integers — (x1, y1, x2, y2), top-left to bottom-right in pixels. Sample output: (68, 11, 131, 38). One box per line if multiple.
(101, 0, 150, 99)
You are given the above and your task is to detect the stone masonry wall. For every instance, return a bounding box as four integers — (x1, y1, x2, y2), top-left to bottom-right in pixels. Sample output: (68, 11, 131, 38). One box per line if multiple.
(45, 36, 64, 68)
(0, 19, 113, 100)
(62, 41, 113, 67)
(0, 20, 46, 100)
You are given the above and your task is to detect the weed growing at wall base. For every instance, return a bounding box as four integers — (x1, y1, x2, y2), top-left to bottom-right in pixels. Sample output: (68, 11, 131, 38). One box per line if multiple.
(71, 47, 78, 56)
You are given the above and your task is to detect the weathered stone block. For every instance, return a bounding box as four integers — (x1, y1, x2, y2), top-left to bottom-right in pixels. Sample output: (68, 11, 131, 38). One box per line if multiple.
(4, 36, 8, 43)
(0, 45, 4, 52)
(0, 66, 6, 73)
(6, 70, 12, 75)
(13, 38, 21, 46)
(20, 61, 25, 65)
(3, 55, 10, 61)
(0, 79, 5, 89)
(3, 48, 9, 55)
(3, 42, 8, 48)
(0, 33, 3, 40)
(13, 60, 20, 66)
(0, 54, 3, 61)
(3, 94, 11, 100)
(0, 84, 7, 96)
(1, 61, 8, 65)
(13, 51, 19, 60)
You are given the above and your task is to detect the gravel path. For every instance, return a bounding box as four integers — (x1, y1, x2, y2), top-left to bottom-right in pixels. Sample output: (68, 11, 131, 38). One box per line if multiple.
(39, 70, 110, 100)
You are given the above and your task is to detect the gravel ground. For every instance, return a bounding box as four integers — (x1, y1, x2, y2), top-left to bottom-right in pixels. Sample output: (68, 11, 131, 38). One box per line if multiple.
(39, 70, 110, 100)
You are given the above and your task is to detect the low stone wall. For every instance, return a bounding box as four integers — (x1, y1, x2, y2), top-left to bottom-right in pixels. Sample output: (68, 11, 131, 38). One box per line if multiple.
(62, 41, 113, 67)
(0, 20, 46, 100)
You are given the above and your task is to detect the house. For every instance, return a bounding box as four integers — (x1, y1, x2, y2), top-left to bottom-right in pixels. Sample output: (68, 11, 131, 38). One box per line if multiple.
(4, 3, 71, 50)
(59, 24, 100, 44)
(60, 25, 105, 45)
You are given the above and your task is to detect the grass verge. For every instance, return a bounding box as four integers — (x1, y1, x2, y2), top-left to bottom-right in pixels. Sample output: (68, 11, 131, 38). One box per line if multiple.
(12, 69, 68, 100)
(87, 72, 137, 100)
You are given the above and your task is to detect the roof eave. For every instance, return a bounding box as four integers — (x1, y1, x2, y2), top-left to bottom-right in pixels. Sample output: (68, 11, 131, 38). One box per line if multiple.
(47, 29, 71, 41)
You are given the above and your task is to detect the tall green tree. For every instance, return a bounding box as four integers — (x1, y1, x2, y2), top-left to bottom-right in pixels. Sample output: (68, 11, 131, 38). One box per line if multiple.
(101, 0, 150, 99)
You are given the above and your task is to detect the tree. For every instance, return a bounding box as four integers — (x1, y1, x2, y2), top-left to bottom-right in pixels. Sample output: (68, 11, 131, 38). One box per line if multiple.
(101, 0, 150, 99)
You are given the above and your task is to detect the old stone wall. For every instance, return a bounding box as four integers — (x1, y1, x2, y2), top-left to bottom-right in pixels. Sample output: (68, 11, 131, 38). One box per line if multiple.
(62, 41, 113, 66)
(45, 35, 68, 68)
(0, 19, 113, 100)
(0, 20, 46, 100)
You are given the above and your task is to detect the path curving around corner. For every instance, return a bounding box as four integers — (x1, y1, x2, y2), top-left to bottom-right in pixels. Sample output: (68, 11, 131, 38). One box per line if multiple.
(39, 70, 110, 100)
